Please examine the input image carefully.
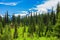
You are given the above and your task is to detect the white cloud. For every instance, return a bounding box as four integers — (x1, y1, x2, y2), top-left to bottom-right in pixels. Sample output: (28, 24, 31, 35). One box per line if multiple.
(14, 11, 28, 17)
(30, 0, 60, 13)
(0, 14, 4, 17)
(15, 14, 26, 17)
(0, 2, 19, 6)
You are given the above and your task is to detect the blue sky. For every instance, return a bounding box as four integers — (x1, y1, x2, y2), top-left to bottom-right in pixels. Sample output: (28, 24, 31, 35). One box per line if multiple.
(0, 0, 47, 15)
(0, 0, 60, 16)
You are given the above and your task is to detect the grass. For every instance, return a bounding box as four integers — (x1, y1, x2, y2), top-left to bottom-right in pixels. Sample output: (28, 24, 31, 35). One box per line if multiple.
(0, 25, 59, 40)
(10, 26, 58, 40)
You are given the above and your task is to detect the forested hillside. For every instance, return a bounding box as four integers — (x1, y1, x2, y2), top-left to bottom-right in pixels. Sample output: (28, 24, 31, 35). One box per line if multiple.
(0, 2, 60, 40)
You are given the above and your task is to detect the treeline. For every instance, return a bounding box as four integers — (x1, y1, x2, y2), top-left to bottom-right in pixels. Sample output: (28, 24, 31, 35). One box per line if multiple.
(0, 2, 60, 39)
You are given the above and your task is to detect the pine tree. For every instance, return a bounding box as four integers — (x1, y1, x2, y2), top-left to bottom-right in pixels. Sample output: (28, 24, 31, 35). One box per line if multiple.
(56, 2, 60, 17)
(54, 3, 60, 38)
(54, 12, 60, 38)
(17, 15, 20, 26)
(0, 22, 3, 34)
(44, 13, 50, 36)
(2, 17, 5, 27)
(28, 11, 35, 36)
(11, 14, 16, 25)
(38, 14, 45, 37)
(0, 16, 3, 34)
(0, 16, 2, 22)
(4, 11, 10, 24)
(38, 14, 42, 37)
(36, 12, 37, 25)
(14, 23, 18, 38)
(50, 8, 56, 25)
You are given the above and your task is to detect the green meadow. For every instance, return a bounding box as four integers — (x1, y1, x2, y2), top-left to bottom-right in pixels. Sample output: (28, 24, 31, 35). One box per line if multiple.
(0, 25, 59, 40)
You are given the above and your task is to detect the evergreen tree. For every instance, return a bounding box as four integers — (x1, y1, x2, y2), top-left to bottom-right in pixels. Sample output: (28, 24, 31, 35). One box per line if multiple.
(38, 14, 45, 37)
(28, 11, 35, 36)
(56, 2, 60, 17)
(0, 16, 2, 22)
(54, 3, 60, 38)
(44, 13, 50, 36)
(4, 11, 10, 24)
(2, 17, 5, 27)
(0, 22, 3, 34)
(50, 8, 56, 25)
(54, 12, 60, 38)
(36, 12, 37, 25)
(0, 16, 3, 34)
(14, 23, 18, 38)
(11, 14, 16, 25)
(17, 15, 20, 26)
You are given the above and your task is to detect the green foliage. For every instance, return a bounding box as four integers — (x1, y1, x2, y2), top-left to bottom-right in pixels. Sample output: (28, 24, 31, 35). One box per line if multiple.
(13, 23, 18, 39)
(54, 12, 60, 38)
(4, 11, 10, 24)
(17, 15, 20, 25)
(12, 14, 16, 24)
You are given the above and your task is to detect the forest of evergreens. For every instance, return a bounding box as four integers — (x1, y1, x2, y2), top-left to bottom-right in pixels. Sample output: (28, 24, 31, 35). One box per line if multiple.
(0, 2, 60, 40)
